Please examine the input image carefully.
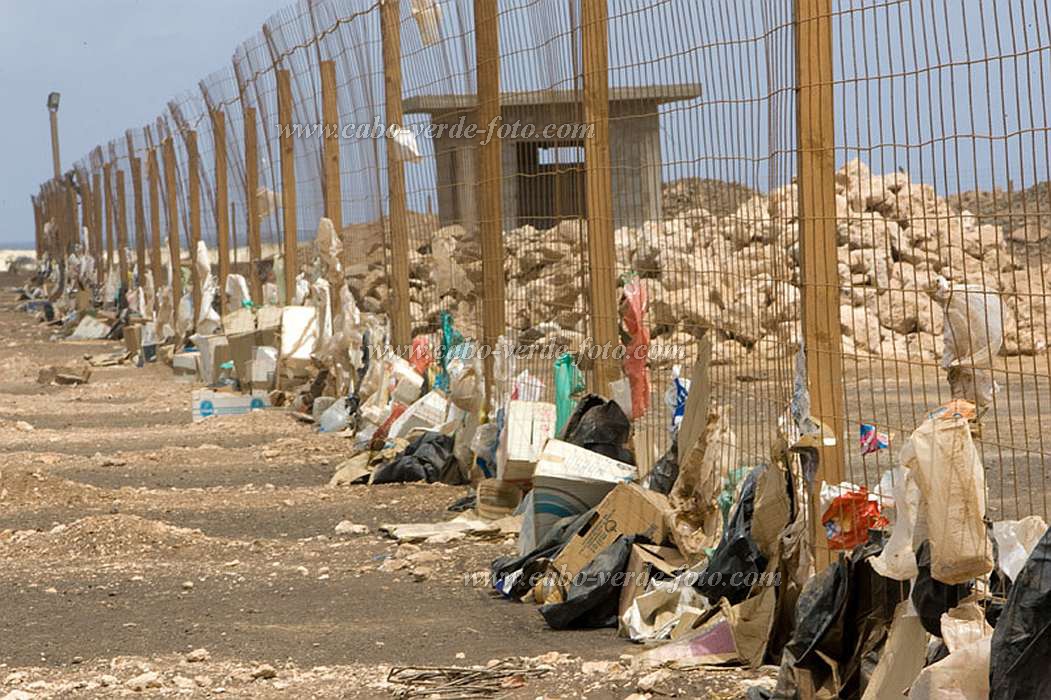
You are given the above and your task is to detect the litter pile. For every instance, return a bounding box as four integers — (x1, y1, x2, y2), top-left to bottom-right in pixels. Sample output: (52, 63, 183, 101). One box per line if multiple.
(17, 162, 1050, 699)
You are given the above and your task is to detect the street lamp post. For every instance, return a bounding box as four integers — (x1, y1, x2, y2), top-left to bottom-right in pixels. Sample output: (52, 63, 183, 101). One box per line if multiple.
(48, 92, 61, 179)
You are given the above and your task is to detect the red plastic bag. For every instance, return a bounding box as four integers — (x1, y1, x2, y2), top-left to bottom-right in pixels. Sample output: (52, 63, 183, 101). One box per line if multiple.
(409, 336, 433, 375)
(620, 276, 651, 420)
(821, 488, 888, 550)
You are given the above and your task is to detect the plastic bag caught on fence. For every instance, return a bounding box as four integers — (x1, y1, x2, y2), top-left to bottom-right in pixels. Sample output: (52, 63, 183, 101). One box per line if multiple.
(554, 353, 585, 434)
(990, 526, 1051, 700)
(936, 279, 1004, 409)
(560, 394, 635, 464)
(902, 412, 993, 584)
(991, 516, 1048, 582)
(619, 275, 650, 419)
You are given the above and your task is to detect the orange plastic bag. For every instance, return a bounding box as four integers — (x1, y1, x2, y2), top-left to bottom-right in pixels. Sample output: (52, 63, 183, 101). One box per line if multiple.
(821, 488, 888, 550)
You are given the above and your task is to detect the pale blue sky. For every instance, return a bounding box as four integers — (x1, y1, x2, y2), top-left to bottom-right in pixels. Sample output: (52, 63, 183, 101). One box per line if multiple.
(0, 0, 289, 246)
(1, 0, 1048, 247)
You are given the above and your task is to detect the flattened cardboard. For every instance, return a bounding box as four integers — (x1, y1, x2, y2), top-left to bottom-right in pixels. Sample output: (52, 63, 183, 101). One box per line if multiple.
(618, 543, 687, 617)
(496, 401, 557, 483)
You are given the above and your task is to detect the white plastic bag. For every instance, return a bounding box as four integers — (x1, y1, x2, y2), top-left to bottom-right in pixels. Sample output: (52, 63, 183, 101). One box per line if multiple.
(869, 467, 922, 581)
(938, 279, 1003, 408)
(903, 414, 993, 584)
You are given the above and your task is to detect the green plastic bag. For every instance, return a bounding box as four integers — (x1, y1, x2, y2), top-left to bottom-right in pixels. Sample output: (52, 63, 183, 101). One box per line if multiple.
(553, 353, 585, 434)
(436, 311, 465, 391)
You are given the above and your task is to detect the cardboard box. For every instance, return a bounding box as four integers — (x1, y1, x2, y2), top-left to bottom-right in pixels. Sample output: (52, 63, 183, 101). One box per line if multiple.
(211, 344, 233, 384)
(172, 351, 200, 378)
(497, 401, 557, 483)
(477, 479, 524, 520)
(191, 389, 270, 422)
(257, 305, 283, 330)
(223, 307, 255, 335)
(75, 289, 92, 312)
(227, 331, 257, 386)
(190, 334, 229, 385)
(123, 324, 143, 355)
(389, 358, 424, 406)
(388, 391, 448, 439)
(552, 483, 669, 583)
(248, 346, 278, 390)
(531, 439, 637, 542)
(280, 306, 318, 373)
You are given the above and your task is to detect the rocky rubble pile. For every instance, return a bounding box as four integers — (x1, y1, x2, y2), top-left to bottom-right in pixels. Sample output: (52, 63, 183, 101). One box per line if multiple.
(350, 160, 1050, 363)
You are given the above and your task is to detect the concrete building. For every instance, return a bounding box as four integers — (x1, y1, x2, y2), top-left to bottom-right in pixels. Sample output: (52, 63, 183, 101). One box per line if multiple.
(403, 84, 701, 234)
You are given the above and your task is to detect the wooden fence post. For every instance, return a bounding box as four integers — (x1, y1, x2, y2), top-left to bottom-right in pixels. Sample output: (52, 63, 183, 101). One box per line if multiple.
(212, 110, 230, 317)
(277, 69, 298, 304)
(128, 150, 148, 286)
(78, 169, 92, 254)
(147, 148, 164, 293)
(241, 105, 262, 304)
(797, 0, 846, 566)
(382, 0, 412, 348)
(92, 171, 103, 284)
(582, 0, 621, 393)
(244, 105, 263, 304)
(103, 162, 115, 280)
(475, 0, 506, 411)
(320, 60, 344, 252)
(163, 137, 183, 326)
(32, 196, 43, 259)
(186, 129, 202, 326)
(115, 168, 130, 291)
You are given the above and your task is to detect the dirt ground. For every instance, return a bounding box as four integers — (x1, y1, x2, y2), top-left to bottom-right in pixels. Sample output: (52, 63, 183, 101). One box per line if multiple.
(0, 272, 772, 699)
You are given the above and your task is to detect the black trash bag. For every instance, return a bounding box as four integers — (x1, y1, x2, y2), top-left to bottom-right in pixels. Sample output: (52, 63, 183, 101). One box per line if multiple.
(776, 538, 902, 699)
(447, 493, 476, 513)
(990, 526, 1051, 700)
(491, 509, 594, 599)
(370, 432, 459, 485)
(646, 436, 679, 495)
(539, 536, 634, 630)
(694, 465, 766, 605)
(911, 540, 972, 637)
(560, 394, 635, 465)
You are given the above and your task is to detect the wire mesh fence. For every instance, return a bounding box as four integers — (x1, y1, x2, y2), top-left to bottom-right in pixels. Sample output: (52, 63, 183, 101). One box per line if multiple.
(31, 0, 1051, 529)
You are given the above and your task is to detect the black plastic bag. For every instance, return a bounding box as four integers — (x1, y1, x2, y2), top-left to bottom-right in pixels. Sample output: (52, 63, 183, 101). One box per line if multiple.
(647, 437, 679, 495)
(370, 432, 460, 485)
(776, 538, 901, 699)
(560, 394, 635, 464)
(694, 465, 765, 605)
(491, 509, 595, 599)
(911, 540, 972, 637)
(990, 525, 1051, 700)
(539, 536, 634, 629)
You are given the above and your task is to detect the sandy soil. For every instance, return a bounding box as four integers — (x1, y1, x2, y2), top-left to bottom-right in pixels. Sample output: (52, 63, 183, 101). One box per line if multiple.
(0, 272, 769, 699)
